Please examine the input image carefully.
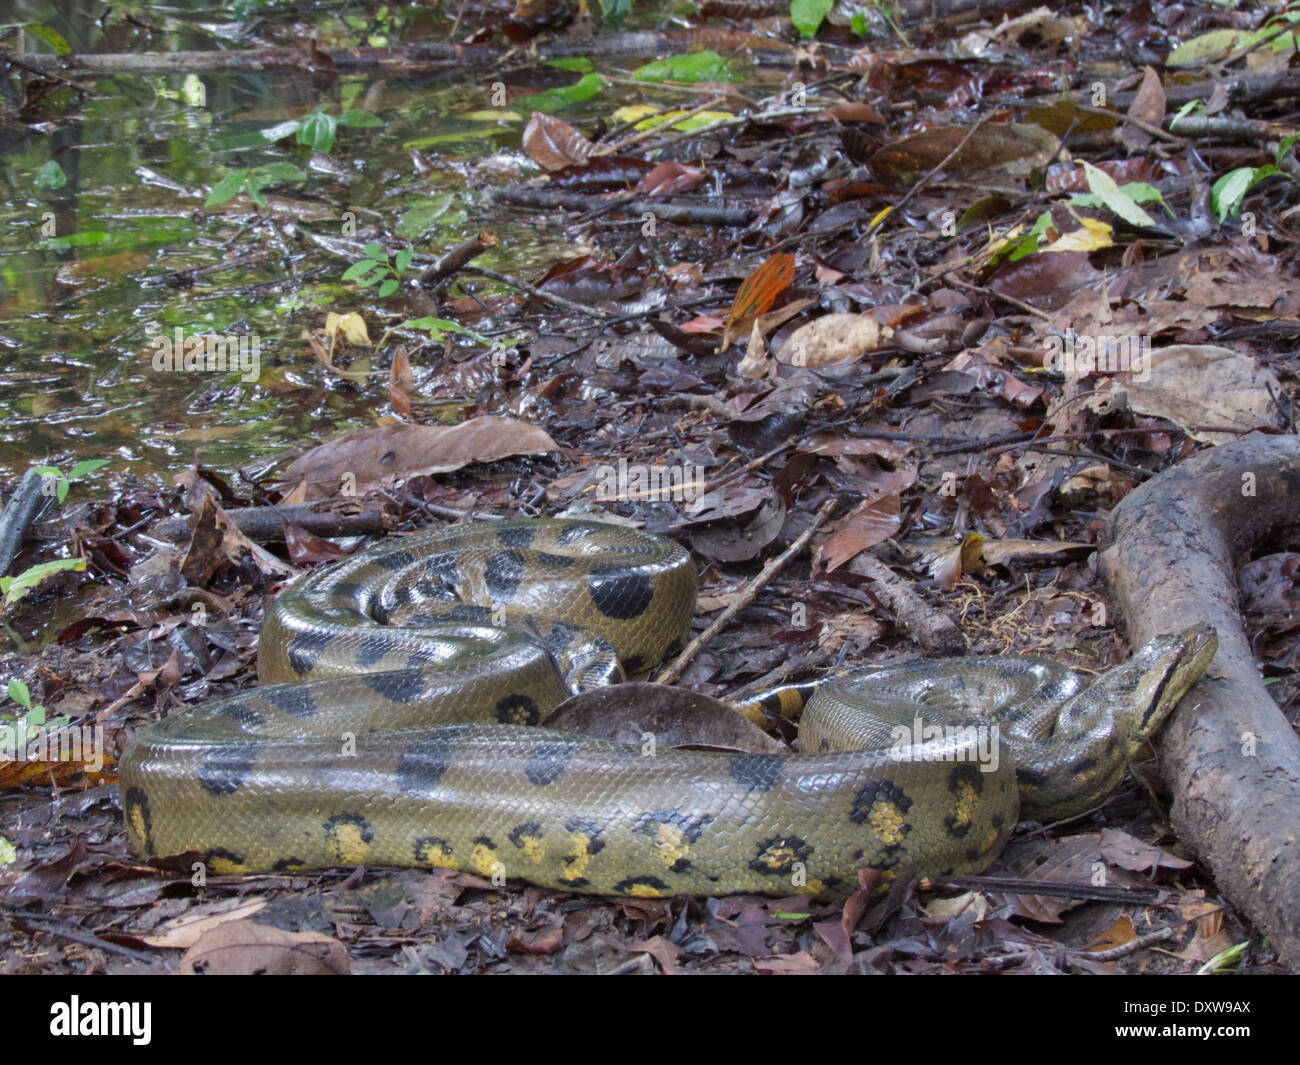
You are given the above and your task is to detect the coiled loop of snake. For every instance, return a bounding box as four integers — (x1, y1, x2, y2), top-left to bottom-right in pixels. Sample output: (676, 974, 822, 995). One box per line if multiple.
(120, 518, 1216, 898)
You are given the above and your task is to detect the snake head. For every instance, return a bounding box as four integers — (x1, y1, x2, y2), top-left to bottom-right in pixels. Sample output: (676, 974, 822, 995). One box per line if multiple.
(1123, 623, 1218, 752)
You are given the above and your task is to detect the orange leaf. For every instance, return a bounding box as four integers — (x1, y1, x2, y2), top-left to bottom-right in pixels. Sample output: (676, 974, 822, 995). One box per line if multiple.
(723, 253, 795, 348)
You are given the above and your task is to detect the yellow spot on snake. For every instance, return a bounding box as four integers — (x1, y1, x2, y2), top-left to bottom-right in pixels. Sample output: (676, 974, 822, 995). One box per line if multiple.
(867, 801, 907, 847)
(651, 824, 690, 868)
(519, 836, 547, 864)
(951, 781, 978, 829)
(209, 854, 250, 875)
(471, 843, 499, 876)
(754, 842, 798, 871)
(562, 832, 593, 882)
(626, 882, 666, 898)
(329, 824, 369, 865)
(126, 803, 148, 848)
(417, 840, 459, 871)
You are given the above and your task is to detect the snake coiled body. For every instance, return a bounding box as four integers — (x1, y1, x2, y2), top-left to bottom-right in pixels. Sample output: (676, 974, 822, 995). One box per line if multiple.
(120, 518, 1216, 898)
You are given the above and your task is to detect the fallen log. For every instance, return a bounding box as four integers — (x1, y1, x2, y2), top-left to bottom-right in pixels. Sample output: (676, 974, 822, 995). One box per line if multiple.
(1097, 431, 1300, 971)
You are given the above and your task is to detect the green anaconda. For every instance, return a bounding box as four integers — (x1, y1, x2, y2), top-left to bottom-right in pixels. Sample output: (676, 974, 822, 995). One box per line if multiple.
(119, 518, 1217, 898)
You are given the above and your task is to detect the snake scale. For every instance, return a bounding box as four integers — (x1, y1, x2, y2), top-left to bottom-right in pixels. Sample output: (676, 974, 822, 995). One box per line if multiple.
(120, 518, 1217, 898)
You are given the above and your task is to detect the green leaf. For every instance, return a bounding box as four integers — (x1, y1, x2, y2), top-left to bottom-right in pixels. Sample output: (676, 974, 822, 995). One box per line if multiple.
(1080, 162, 1158, 227)
(401, 316, 493, 345)
(1071, 181, 1171, 216)
(355, 271, 385, 288)
(545, 58, 596, 74)
(378, 278, 400, 298)
(1212, 166, 1264, 221)
(339, 109, 384, 127)
(1167, 28, 1250, 68)
(205, 172, 246, 207)
(23, 22, 71, 54)
(363, 241, 386, 261)
(25, 705, 44, 727)
(56, 481, 69, 504)
(67, 459, 109, 480)
(790, 0, 834, 37)
(256, 118, 304, 144)
(634, 52, 734, 84)
(514, 73, 606, 113)
(297, 110, 338, 153)
(255, 162, 307, 183)
(1, 557, 87, 612)
(342, 259, 381, 281)
(0, 838, 15, 867)
(1172, 99, 1205, 123)
(393, 248, 414, 275)
(773, 910, 812, 920)
(1278, 133, 1300, 166)
(33, 160, 67, 191)
(7, 680, 31, 709)
(850, 11, 869, 35)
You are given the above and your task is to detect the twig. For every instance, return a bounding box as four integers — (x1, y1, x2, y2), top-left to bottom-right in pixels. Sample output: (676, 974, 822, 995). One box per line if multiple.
(654, 498, 837, 685)
(459, 266, 612, 321)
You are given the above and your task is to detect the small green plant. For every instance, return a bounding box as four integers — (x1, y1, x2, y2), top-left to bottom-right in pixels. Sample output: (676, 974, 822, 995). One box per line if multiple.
(343, 242, 415, 299)
(246, 105, 382, 155)
(32, 459, 108, 504)
(4, 678, 66, 728)
(0, 557, 86, 614)
(1211, 134, 1300, 222)
(206, 162, 307, 209)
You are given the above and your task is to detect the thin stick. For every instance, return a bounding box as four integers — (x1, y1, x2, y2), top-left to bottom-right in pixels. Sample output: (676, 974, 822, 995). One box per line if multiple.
(654, 498, 836, 686)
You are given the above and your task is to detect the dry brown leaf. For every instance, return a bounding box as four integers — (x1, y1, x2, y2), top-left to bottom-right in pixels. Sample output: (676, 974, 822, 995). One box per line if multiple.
(138, 898, 269, 949)
(522, 111, 595, 170)
(178, 919, 350, 975)
(777, 313, 890, 366)
(276, 417, 559, 499)
(1122, 344, 1284, 443)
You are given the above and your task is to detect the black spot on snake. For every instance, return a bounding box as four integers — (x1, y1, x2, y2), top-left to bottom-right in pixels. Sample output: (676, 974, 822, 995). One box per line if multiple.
(124, 786, 153, 852)
(849, 778, 914, 823)
(728, 754, 784, 791)
(323, 812, 373, 843)
(622, 653, 645, 674)
(613, 875, 671, 895)
(473, 835, 498, 850)
(264, 685, 317, 718)
(664, 637, 684, 660)
(448, 604, 493, 624)
(370, 550, 414, 572)
(414, 575, 457, 602)
(564, 818, 606, 853)
(206, 847, 245, 868)
(509, 822, 544, 847)
(218, 703, 265, 729)
(361, 667, 425, 704)
(946, 763, 984, 796)
(633, 810, 713, 844)
(327, 581, 364, 603)
(286, 630, 332, 676)
(556, 523, 599, 546)
(198, 744, 258, 796)
(748, 836, 812, 875)
(587, 569, 654, 620)
(272, 857, 307, 871)
(1017, 766, 1049, 788)
(356, 633, 396, 669)
(761, 692, 784, 716)
(497, 525, 538, 549)
(495, 693, 541, 725)
(414, 836, 453, 864)
(397, 737, 455, 794)
(525, 741, 579, 786)
(483, 549, 526, 600)
(535, 551, 575, 569)
(1071, 756, 1098, 774)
